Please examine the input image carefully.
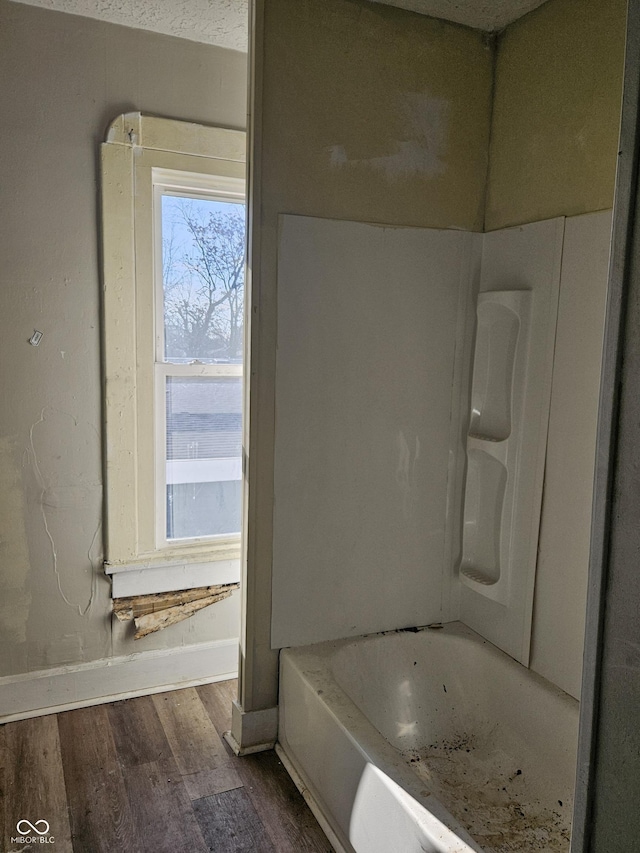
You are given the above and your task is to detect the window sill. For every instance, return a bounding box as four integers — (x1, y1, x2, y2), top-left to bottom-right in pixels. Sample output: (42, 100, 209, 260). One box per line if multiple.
(106, 546, 241, 597)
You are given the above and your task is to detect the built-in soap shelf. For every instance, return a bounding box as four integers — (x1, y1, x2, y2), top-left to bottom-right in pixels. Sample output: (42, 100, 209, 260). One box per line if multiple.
(460, 290, 532, 605)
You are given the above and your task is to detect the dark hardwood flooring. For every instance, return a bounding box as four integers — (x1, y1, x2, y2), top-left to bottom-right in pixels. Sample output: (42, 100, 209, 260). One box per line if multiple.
(0, 679, 333, 853)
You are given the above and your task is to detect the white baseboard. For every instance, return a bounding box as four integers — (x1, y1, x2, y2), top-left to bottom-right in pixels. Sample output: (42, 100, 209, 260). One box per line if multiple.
(0, 638, 238, 724)
(224, 730, 276, 756)
(229, 699, 278, 752)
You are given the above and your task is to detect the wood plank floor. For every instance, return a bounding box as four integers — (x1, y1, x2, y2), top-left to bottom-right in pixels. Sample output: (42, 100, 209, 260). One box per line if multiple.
(0, 680, 333, 853)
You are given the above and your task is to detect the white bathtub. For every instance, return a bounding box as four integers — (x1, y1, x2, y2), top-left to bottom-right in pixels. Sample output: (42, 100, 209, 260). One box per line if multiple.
(277, 622, 579, 853)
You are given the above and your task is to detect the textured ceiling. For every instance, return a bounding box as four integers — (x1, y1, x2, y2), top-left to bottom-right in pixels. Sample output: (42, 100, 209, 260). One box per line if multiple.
(11, 0, 249, 51)
(10, 0, 550, 51)
(369, 0, 551, 30)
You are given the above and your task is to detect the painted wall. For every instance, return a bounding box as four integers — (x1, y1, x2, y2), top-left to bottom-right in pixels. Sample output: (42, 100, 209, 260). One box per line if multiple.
(243, 0, 493, 710)
(485, 0, 627, 231)
(589, 244, 640, 853)
(261, 0, 493, 232)
(0, 0, 246, 679)
(587, 49, 640, 848)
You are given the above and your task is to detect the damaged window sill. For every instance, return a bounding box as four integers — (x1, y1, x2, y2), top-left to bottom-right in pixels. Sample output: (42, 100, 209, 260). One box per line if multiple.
(113, 583, 240, 639)
(105, 547, 241, 598)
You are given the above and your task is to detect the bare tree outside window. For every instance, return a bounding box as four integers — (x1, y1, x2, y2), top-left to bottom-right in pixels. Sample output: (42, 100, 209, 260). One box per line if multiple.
(162, 196, 245, 363)
(161, 195, 245, 540)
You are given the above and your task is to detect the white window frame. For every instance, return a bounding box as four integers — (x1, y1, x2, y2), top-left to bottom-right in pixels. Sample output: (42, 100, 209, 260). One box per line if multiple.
(101, 113, 246, 595)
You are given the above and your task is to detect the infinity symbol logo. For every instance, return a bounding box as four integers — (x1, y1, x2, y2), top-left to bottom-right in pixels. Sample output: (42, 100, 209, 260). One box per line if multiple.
(16, 819, 50, 835)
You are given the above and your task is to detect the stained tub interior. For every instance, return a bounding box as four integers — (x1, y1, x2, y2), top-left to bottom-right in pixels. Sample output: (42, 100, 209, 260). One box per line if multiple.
(288, 622, 579, 853)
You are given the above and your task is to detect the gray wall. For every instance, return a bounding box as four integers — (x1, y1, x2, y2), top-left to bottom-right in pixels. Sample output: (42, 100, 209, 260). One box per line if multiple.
(581, 3, 640, 845)
(0, 0, 247, 678)
(590, 233, 640, 851)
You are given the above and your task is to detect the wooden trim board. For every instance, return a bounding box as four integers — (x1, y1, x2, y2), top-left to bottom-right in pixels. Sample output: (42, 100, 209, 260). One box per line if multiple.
(108, 558, 241, 597)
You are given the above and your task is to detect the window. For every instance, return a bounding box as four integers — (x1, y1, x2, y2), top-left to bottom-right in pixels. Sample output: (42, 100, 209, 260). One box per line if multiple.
(156, 177, 245, 545)
(101, 114, 246, 596)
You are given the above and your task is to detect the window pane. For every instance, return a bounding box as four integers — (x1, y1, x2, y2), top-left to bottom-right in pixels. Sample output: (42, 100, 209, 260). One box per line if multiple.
(161, 195, 245, 364)
(166, 376, 242, 540)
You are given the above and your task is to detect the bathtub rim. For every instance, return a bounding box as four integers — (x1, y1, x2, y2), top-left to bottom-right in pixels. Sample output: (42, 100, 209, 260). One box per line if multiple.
(278, 628, 489, 853)
(277, 620, 579, 853)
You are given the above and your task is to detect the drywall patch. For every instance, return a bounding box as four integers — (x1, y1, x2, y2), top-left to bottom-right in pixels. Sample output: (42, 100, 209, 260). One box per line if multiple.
(328, 92, 449, 181)
(0, 436, 32, 645)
